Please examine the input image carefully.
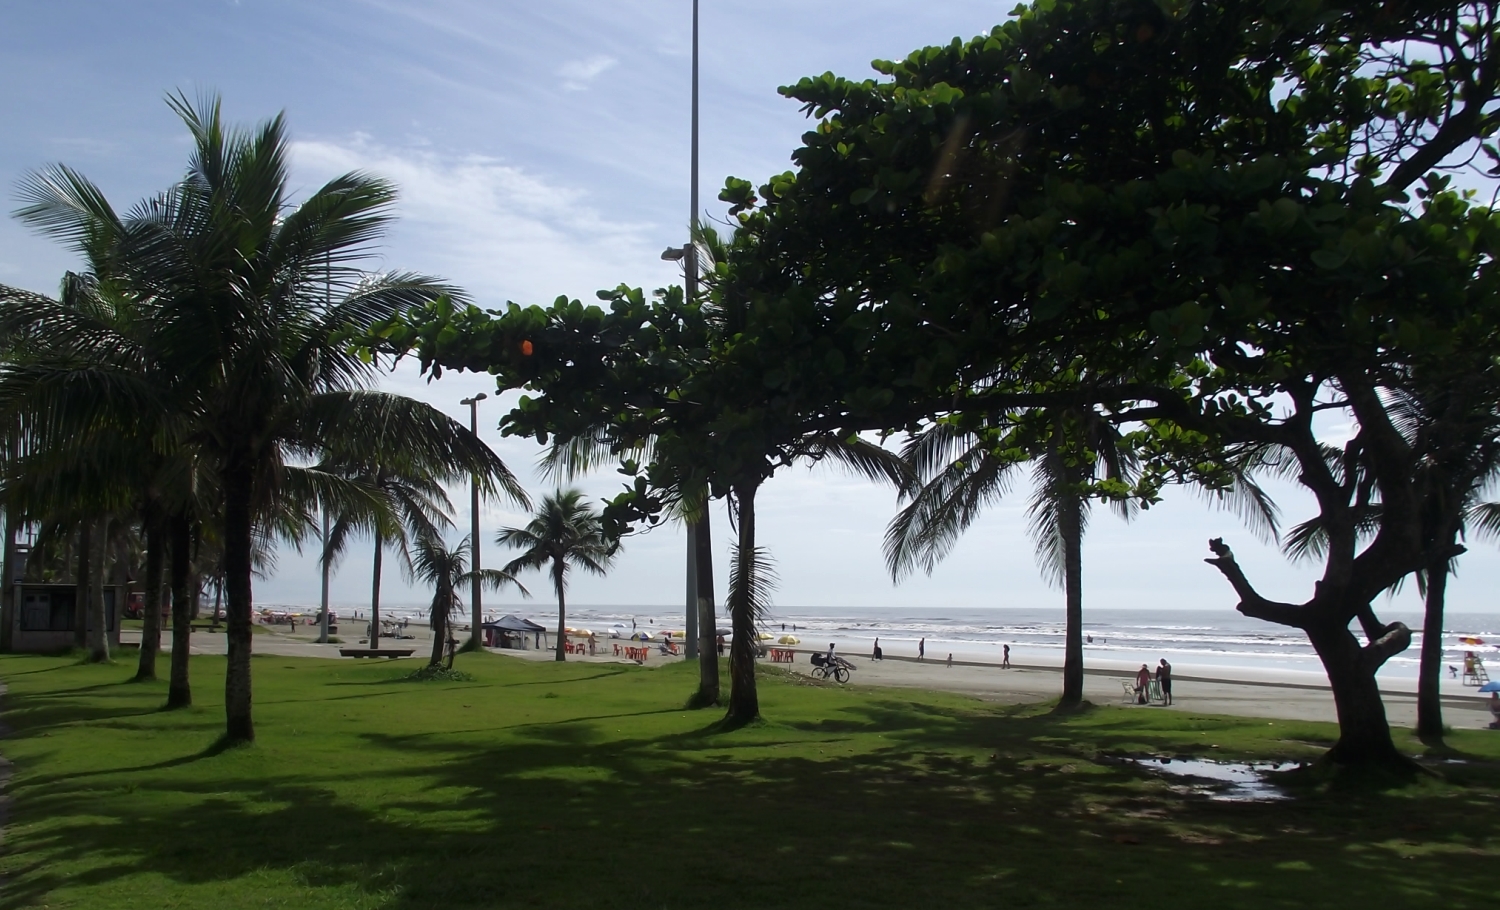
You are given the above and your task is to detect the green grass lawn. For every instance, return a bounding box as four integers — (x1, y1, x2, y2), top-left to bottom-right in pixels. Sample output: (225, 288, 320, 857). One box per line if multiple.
(1, 652, 1496, 909)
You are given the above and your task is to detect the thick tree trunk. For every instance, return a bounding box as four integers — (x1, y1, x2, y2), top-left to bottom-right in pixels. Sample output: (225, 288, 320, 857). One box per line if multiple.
(1416, 560, 1448, 742)
(693, 511, 719, 707)
(369, 535, 383, 649)
(554, 557, 567, 662)
(1059, 479, 1085, 708)
(725, 481, 760, 726)
(135, 511, 164, 681)
(86, 518, 109, 662)
(222, 457, 256, 743)
(166, 514, 193, 709)
(1207, 539, 1409, 768)
(1308, 618, 1406, 765)
(74, 521, 91, 649)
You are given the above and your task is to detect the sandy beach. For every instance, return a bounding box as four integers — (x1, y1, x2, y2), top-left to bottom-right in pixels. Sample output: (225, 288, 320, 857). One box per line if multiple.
(137, 624, 1497, 731)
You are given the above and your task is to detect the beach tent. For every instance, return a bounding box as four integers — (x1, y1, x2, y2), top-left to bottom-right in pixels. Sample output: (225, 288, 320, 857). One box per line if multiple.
(482, 615, 547, 650)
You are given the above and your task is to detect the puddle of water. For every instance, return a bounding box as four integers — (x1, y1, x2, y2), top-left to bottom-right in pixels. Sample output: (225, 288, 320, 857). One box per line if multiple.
(1123, 757, 1301, 802)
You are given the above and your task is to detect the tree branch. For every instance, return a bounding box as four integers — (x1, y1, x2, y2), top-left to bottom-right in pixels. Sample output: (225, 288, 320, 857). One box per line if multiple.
(1204, 538, 1308, 629)
(1358, 621, 1413, 674)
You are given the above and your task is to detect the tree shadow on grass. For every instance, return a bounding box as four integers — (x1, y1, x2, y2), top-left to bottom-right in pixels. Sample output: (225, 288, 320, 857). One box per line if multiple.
(3, 672, 1499, 910)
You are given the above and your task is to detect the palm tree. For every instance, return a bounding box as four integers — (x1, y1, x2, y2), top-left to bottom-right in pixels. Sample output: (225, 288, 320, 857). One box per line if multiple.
(889, 410, 1277, 708)
(10, 92, 525, 742)
(411, 533, 528, 666)
(321, 458, 455, 650)
(497, 489, 615, 662)
(887, 411, 1139, 709)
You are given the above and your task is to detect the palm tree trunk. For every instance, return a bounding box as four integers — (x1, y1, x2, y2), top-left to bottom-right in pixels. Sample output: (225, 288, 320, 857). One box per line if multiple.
(135, 509, 164, 680)
(692, 511, 719, 707)
(222, 456, 256, 743)
(1416, 558, 1449, 742)
(725, 480, 761, 726)
(554, 556, 567, 662)
(166, 513, 193, 709)
(74, 521, 92, 650)
(370, 534, 384, 650)
(0, 505, 16, 653)
(429, 597, 447, 666)
(86, 518, 110, 663)
(1058, 473, 1085, 709)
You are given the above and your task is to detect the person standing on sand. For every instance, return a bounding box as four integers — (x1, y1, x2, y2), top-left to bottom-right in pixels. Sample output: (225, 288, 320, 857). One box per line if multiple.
(1135, 664, 1152, 704)
(873, 637, 882, 660)
(717, 634, 726, 656)
(918, 638, 925, 661)
(1002, 644, 1011, 669)
(1156, 659, 1173, 706)
(946, 653, 953, 667)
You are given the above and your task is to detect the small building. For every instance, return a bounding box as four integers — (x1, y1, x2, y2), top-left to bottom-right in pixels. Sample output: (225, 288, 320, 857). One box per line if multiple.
(11, 582, 126, 653)
(482, 614, 547, 650)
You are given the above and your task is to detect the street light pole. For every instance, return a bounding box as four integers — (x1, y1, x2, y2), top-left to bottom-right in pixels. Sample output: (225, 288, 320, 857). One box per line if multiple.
(461, 393, 488, 649)
(683, 0, 703, 661)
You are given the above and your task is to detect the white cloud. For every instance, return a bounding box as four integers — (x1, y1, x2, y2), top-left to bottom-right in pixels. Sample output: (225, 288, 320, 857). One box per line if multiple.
(558, 54, 617, 91)
(290, 135, 674, 304)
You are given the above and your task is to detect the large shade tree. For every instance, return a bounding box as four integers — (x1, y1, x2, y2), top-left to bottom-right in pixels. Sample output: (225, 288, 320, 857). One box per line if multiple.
(707, 0, 1500, 767)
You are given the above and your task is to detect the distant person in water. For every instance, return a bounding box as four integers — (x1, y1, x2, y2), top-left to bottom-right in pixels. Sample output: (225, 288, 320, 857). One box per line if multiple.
(1002, 644, 1011, 668)
(1156, 659, 1173, 705)
(1086, 634, 1093, 644)
(918, 638, 926, 661)
(873, 637, 883, 660)
(1135, 664, 1152, 704)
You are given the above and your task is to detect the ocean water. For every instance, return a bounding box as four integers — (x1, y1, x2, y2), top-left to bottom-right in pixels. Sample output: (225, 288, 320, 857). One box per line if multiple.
(265, 600, 1497, 689)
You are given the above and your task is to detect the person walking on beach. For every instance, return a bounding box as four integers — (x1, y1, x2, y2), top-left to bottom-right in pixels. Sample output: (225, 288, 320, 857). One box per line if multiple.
(873, 637, 883, 660)
(918, 638, 925, 661)
(1156, 659, 1173, 706)
(946, 653, 953, 667)
(1002, 644, 1011, 669)
(1134, 664, 1151, 704)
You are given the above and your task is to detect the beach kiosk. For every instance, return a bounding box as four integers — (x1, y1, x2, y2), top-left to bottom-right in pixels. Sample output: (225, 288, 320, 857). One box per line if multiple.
(482, 614, 547, 651)
(10, 582, 126, 652)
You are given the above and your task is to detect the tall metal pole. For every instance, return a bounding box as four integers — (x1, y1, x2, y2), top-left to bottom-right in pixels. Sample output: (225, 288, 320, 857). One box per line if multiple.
(683, 0, 702, 661)
(463, 394, 487, 649)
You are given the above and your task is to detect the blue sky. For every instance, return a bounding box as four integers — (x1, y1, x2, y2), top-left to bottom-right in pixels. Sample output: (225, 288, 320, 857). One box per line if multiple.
(3, 1, 1496, 619)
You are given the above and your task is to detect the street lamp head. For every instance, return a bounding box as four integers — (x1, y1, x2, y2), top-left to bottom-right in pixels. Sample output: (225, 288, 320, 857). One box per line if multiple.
(460, 393, 488, 406)
(660, 246, 687, 262)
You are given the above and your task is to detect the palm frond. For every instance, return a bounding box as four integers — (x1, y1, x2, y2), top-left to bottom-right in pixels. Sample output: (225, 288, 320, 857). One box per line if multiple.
(729, 544, 778, 625)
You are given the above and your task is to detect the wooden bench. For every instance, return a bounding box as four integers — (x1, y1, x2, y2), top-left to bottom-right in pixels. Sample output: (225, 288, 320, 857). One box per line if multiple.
(339, 648, 415, 659)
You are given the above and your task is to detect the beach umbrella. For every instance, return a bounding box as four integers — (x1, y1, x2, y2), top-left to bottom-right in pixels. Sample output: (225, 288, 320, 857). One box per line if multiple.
(1460, 636, 1485, 646)
(1479, 681, 1500, 693)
